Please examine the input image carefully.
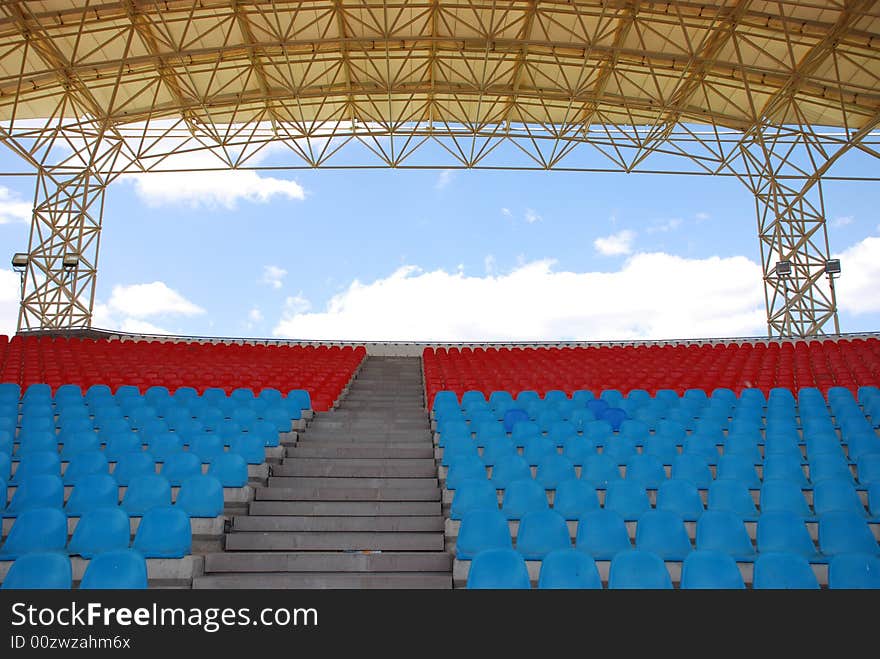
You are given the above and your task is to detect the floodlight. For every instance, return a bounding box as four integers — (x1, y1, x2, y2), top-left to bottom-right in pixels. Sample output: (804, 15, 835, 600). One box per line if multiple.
(62, 253, 80, 270)
(824, 259, 841, 275)
(11, 253, 28, 270)
(775, 261, 792, 277)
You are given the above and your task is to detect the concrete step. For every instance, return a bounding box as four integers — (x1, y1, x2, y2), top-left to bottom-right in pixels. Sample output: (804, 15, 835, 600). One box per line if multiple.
(248, 501, 442, 516)
(231, 516, 444, 533)
(202, 550, 452, 573)
(301, 432, 432, 442)
(267, 476, 436, 489)
(193, 572, 451, 589)
(224, 531, 445, 551)
(294, 439, 434, 450)
(254, 486, 441, 501)
(273, 459, 437, 478)
(286, 445, 434, 459)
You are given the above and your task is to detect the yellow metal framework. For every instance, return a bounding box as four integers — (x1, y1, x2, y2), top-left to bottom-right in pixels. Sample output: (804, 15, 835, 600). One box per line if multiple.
(0, 1, 878, 336)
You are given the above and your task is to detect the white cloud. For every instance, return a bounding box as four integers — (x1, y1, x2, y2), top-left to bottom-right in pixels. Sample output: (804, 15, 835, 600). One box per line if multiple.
(126, 170, 305, 209)
(594, 229, 636, 256)
(835, 234, 880, 314)
(484, 254, 496, 275)
(0, 186, 31, 224)
(646, 218, 683, 234)
(0, 269, 21, 335)
(435, 170, 454, 190)
(525, 209, 542, 224)
(830, 215, 854, 229)
(695, 212, 711, 221)
(501, 208, 512, 218)
(272, 254, 766, 341)
(260, 265, 287, 290)
(106, 281, 204, 318)
(281, 293, 312, 317)
(248, 307, 263, 323)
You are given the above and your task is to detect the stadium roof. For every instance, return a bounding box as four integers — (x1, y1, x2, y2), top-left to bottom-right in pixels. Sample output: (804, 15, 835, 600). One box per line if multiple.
(0, 0, 877, 132)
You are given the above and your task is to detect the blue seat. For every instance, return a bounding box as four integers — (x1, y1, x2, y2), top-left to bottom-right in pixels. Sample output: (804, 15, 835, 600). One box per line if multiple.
(103, 433, 141, 461)
(489, 455, 529, 490)
(624, 454, 666, 489)
(522, 437, 556, 466)
(515, 510, 571, 560)
(481, 437, 516, 466)
(112, 451, 156, 485)
(583, 420, 614, 447)
(538, 549, 602, 589)
(16, 430, 58, 456)
(672, 453, 713, 489)
(582, 454, 622, 489)
(1, 552, 72, 589)
(64, 474, 119, 516)
(80, 549, 148, 589)
(716, 454, 761, 488)
(684, 435, 720, 465)
(828, 553, 880, 589)
(191, 435, 226, 463)
(722, 435, 763, 464)
(575, 509, 631, 560)
(11, 451, 60, 483)
(131, 505, 191, 558)
(680, 550, 745, 589)
(818, 512, 880, 556)
(560, 437, 595, 466)
(248, 420, 279, 447)
(121, 474, 171, 516)
(447, 455, 488, 490)
(603, 437, 638, 463)
(502, 408, 530, 433)
(608, 550, 672, 589)
(553, 479, 599, 520)
(643, 434, 680, 464)
(5, 474, 64, 515)
(67, 506, 130, 558)
(510, 422, 540, 447)
(456, 509, 512, 560)
(161, 452, 203, 486)
(870, 483, 880, 518)
(604, 480, 650, 520)
(0, 452, 9, 482)
(635, 510, 692, 560)
(176, 475, 224, 517)
(466, 548, 530, 589)
(708, 480, 758, 520)
(757, 511, 820, 560)
(217, 421, 244, 446)
(0, 507, 67, 559)
(759, 480, 813, 518)
(763, 455, 808, 487)
(535, 454, 576, 489)
(696, 510, 755, 560)
(502, 478, 549, 520)
(261, 408, 291, 434)
(450, 479, 498, 520)
(206, 452, 248, 488)
(59, 431, 99, 460)
(568, 408, 595, 432)
(230, 434, 265, 465)
(656, 479, 704, 521)
(813, 479, 866, 516)
(441, 434, 477, 466)
(146, 433, 183, 462)
(752, 552, 820, 589)
(62, 450, 108, 485)
(808, 454, 853, 484)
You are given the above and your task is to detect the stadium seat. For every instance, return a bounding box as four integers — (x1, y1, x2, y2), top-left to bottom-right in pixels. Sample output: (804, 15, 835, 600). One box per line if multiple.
(537, 549, 602, 589)
(635, 510, 693, 560)
(176, 475, 224, 517)
(447, 455, 488, 490)
(1, 552, 72, 589)
(131, 505, 191, 558)
(63, 450, 109, 485)
(0, 507, 68, 559)
(759, 479, 813, 518)
(608, 550, 672, 589)
(552, 479, 599, 520)
(147, 433, 184, 462)
(756, 511, 820, 560)
(112, 451, 156, 486)
(575, 509, 631, 559)
(103, 434, 142, 461)
(455, 509, 512, 560)
(603, 436, 638, 463)
(466, 549, 530, 589)
(680, 550, 745, 589)
(450, 479, 498, 520)
(67, 506, 131, 558)
(708, 480, 759, 520)
(502, 478, 549, 520)
(59, 431, 100, 460)
(190, 435, 226, 462)
(535, 454, 576, 489)
(818, 512, 880, 556)
(206, 453, 249, 488)
(161, 452, 203, 486)
(230, 434, 265, 465)
(716, 454, 761, 488)
(828, 553, 880, 589)
(604, 480, 650, 520)
(515, 510, 571, 559)
(763, 456, 809, 487)
(671, 454, 713, 489)
(809, 454, 853, 484)
(695, 510, 755, 560)
(813, 479, 867, 516)
(80, 549, 149, 590)
(64, 474, 119, 516)
(752, 552, 820, 589)
(5, 473, 64, 515)
(488, 455, 530, 490)
(656, 479, 704, 521)
(10, 451, 60, 483)
(121, 474, 171, 515)
(624, 454, 666, 489)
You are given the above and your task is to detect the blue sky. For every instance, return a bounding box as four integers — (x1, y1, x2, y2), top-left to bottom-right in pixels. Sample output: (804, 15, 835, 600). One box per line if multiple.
(0, 144, 878, 341)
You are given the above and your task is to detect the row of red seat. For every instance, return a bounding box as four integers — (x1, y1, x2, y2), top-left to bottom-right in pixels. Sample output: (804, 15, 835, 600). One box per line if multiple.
(423, 338, 880, 405)
(0, 336, 366, 411)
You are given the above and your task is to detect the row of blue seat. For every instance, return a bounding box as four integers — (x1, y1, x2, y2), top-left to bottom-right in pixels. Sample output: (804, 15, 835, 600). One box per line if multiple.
(448, 476, 880, 521)
(0, 506, 190, 560)
(454, 508, 879, 562)
(466, 548, 880, 589)
(1, 449, 249, 487)
(2, 550, 148, 589)
(2, 472, 224, 517)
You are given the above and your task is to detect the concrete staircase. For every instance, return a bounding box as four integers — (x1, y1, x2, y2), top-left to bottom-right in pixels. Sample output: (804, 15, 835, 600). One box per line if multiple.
(194, 356, 451, 588)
